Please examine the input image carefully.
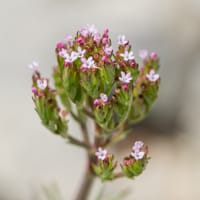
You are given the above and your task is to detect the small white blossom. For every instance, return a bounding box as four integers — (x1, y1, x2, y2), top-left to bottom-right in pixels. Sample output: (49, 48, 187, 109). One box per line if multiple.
(80, 24, 98, 37)
(131, 151, 145, 160)
(132, 141, 144, 152)
(76, 47, 86, 58)
(117, 34, 128, 45)
(81, 56, 96, 69)
(63, 34, 73, 46)
(95, 147, 108, 160)
(119, 71, 133, 84)
(64, 51, 78, 63)
(120, 50, 134, 61)
(146, 69, 160, 82)
(59, 49, 67, 58)
(28, 61, 39, 71)
(37, 79, 47, 90)
(104, 45, 113, 55)
(87, 24, 98, 36)
(100, 93, 108, 103)
(139, 49, 148, 60)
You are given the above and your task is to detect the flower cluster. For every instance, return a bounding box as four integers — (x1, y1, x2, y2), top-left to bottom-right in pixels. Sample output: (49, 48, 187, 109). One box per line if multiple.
(93, 147, 117, 181)
(93, 141, 149, 181)
(121, 141, 149, 178)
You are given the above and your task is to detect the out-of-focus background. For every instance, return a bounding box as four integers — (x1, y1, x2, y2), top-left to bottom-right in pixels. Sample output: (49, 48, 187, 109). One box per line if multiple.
(0, 0, 200, 199)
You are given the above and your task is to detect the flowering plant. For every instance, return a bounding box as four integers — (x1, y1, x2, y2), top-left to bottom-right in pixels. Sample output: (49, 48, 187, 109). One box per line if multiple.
(29, 24, 160, 200)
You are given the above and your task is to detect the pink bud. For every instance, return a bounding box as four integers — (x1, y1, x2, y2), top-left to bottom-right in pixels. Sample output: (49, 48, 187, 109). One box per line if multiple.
(103, 28, 109, 37)
(102, 55, 107, 62)
(102, 37, 108, 45)
(32, 87, 38, 95)
(93, 99, 100, 106)
(56, 42, 65, 50)
(130, 60, 136, 67)
(150, 51, 157, 60)
(122, 84, 128, 91)
(76, 37, 84, 45)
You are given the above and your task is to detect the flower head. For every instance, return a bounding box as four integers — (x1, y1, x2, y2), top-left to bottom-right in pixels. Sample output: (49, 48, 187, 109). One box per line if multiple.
(117, 34, 128, 45)
(146, 69, 160, 82)
(95, 147, 108, 160)
(37, 79, 47, 90)
(28, 61, 39, 71)
(119, 71, 132, 84)
(120, 50, 134, 61)
(100, 93, 108, 103)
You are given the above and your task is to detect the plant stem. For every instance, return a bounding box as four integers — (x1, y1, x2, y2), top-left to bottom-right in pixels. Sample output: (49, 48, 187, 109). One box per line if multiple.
(74, 156, 95, 200)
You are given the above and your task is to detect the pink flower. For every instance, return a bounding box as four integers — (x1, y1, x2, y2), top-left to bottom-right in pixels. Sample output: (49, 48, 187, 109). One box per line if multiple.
(146, 69, 160, 82)
(117, 34, 128, 45)
(120, 50, 134, 61)
(119, 71, 133, 84)
(95, 147, 108, 160)
(37, 79, 47, 90)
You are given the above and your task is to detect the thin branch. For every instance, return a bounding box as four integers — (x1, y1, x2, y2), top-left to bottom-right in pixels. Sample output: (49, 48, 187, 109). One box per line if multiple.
(67, 135, 90, 149)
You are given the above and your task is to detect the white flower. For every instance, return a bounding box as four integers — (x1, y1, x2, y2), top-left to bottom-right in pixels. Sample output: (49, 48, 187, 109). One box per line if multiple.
(79, 24, 98, 37)
(76, 47, 86, 58)
(37, 79, 47, 90)
(81, 56, 96, 69)
(139, 49, 148, 60)
(120, 50, 134, 61)
(59, 48, 67, 58)
(132, 141, 144, 152)
(100, 93, 108, 103)
(119, 71, 133, 84)
(131, 151, 145, 160)
(64, 51, 78, 63)
(146, 69, 160, 82)
(95, 147, 108, 160)
(87, 24, 98, 36)
(28, 61, 39, 71)
(117, 34, 128, 45)
(63, 34, 73, 46)
(104, 45, 113, 55)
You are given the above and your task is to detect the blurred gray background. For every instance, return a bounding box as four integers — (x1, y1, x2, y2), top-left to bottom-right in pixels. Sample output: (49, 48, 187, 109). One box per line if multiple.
(0, 0, 200, 199)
